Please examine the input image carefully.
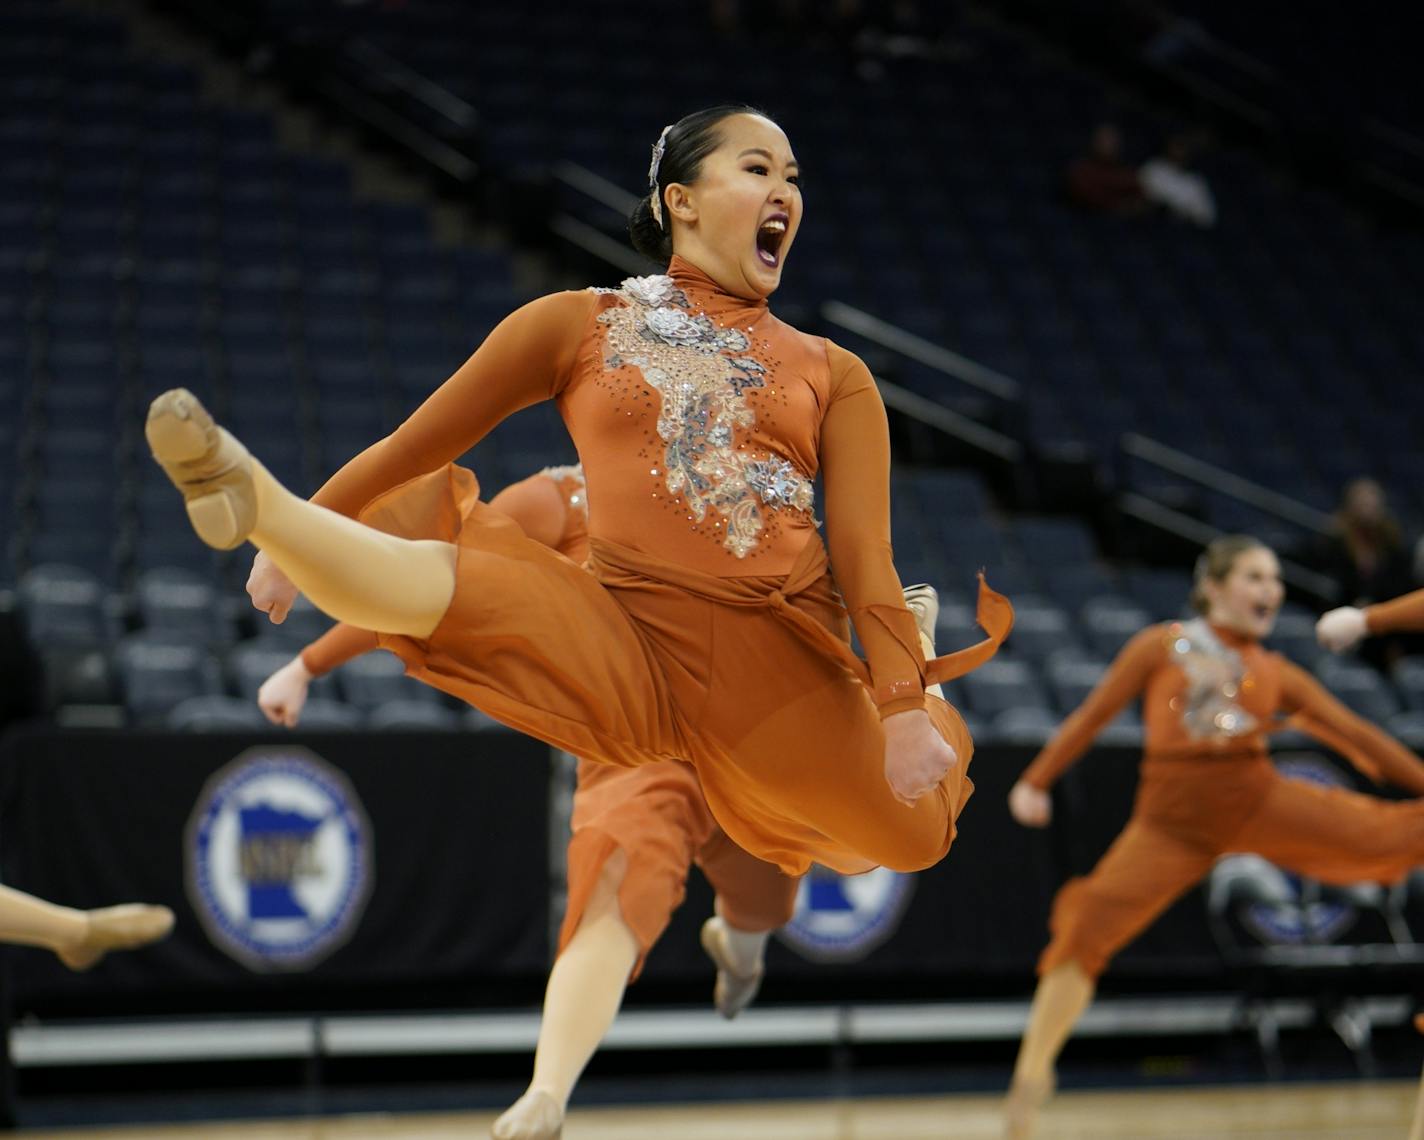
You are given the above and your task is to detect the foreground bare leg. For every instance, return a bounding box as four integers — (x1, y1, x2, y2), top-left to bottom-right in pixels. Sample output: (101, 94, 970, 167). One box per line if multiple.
(1004, 962, 1095, 1139)
(0, 885, 174, 972)
(493, 850, 638, 1140)
(146, 389, 455, 637)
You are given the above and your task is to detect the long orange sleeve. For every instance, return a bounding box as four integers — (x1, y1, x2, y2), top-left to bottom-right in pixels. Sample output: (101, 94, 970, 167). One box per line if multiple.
(309, 291, 594, 517)
(300, 624, 380, 677)
(1020, 627, 1167, 790)
(1279, 660, 1424, 795)
(819, 342, 924, 716)
(1365, 589, 1424, 635)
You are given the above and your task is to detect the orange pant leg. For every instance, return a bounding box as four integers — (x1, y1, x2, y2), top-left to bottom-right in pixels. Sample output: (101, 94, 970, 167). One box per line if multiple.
(1038, 818, 1216, 980)
(559, 758, 716, 980)
(696, 828, 800, 933)
(1232, 775, 1424, 886)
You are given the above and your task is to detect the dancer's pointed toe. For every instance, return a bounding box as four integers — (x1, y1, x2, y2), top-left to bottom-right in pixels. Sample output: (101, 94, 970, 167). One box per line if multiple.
(146, 388, 257, 550)
(57, 904, 175, 972)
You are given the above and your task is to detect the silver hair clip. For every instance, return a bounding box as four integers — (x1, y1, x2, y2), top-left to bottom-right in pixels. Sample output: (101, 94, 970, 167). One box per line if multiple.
(648, 123, 672, 229)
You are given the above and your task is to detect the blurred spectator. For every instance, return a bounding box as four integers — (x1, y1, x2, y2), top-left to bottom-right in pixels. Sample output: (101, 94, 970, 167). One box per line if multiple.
(1318, 477, 1418, 667)
(1140, 133, 1217, 227)
(1065, 124, 1146, 214)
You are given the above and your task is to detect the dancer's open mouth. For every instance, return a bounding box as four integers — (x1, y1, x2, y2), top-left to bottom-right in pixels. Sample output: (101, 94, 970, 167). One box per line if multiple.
(756, 214, 788, 268)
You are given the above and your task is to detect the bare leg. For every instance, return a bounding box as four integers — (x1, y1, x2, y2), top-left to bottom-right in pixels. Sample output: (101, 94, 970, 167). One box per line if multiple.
(0, 885, 174, 972)
(1004, 962, 1095, 1139)
(249, 469, 456, 638)
(493, 849, 638, 1140)
(146, 389, 456, 638)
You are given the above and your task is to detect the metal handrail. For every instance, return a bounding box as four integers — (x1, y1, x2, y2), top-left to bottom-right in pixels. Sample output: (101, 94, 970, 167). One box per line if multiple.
(343, 39, 478, 129)
(552, 161, 640, 217)
(821, 301, 1022, 401)
(874, 377, 1022, 463)
(1122, 434, 1333, 535)
(549, 214, 651, 277)
(1120, 492, 1338, 599)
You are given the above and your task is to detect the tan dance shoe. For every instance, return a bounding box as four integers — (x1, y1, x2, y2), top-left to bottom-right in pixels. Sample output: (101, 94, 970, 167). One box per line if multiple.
(700, 916, 765, 1021)
(145, 388, 257, 550)
(491, 1090, 563, 1139)
(902, 582, 939, 644)
(57, 904, 176, 971)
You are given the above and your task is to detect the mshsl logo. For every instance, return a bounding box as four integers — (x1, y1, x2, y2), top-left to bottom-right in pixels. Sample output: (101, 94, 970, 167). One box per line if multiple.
(777, 865, 914, 962)
(186, 747, 373, 971)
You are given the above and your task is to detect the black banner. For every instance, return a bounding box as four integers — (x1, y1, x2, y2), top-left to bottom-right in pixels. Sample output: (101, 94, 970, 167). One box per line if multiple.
(3, 729, 1406, 1017)
(0, 727, 552, 1018)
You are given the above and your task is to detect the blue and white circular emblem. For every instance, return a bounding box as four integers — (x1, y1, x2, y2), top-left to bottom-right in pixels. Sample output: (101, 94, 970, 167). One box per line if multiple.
(776, 865, 914, 962)
(185, 747, 373, 972)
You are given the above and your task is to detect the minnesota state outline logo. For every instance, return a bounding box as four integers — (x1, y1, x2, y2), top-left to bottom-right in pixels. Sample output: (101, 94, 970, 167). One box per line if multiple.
(185, 747, 373, 972)
(777, 865, 915, 963)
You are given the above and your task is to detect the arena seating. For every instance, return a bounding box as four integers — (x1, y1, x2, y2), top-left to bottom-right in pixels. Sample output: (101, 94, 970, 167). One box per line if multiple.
(4, 0, 1422, 734)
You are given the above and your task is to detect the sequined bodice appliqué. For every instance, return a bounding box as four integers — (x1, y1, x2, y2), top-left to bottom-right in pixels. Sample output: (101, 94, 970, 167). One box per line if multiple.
(1166, 618, 1260, 739)
(594, 273, 814, 558)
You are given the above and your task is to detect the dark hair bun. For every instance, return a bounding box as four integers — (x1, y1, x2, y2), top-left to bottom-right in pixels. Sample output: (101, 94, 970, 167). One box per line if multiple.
(628, 195, 671, 263)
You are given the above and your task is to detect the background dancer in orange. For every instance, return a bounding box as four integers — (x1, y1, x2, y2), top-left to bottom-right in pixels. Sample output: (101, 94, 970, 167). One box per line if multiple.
(1317, 587, 1424, 652)
(255, 464, 799, 1139)
(1001, 536, 1424, 1138)
(0, 887, 172, 971)
(144, 105, 1010, 886)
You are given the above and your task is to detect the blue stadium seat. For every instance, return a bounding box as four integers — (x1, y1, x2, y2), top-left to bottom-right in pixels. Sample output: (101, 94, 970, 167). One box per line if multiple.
(337, 648, 438, 710)
(367, 699, 461, 731)
(294, 697, 364, 730)
(228, 641, 338, 704)
(1316, 660, 1401, 725)
(114, 631, 223, 725)
(961, 659, 1049, 719)
(16, 563, 108, 647)
(168, 694, 271, 732)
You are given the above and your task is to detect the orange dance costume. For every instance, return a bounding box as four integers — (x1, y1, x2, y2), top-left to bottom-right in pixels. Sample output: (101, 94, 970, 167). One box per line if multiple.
(300, 467, 797, 973)
(1022, 619, 1424, 980)
(1366, 588, 1424, 634)
(308, 256, 1010, 878)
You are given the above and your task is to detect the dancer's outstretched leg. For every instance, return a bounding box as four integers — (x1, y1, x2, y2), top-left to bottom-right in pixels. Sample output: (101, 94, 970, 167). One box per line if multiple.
(0, 885, 174, 972)
(493, 849, 638, 1140)
(1004, 962, 1094, 1138)
(146, 389, 456, 637)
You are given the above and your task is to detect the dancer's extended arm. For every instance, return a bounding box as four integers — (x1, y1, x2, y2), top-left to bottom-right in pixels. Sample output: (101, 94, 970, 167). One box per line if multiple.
(1365, 589, 1424, 635)
(1317, 588, 1424, 652)
(310, 292, 594, 516)
(819, 343, 930, 717)
(1279, 660, 1424, 794)
(1019, 627, 1165, 791)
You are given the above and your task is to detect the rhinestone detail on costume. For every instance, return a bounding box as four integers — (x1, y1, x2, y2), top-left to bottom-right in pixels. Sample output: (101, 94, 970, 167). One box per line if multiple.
(541, 463, 587, 518)
(595, 274, 814, 558)
(1167, 618, 1260, 739)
